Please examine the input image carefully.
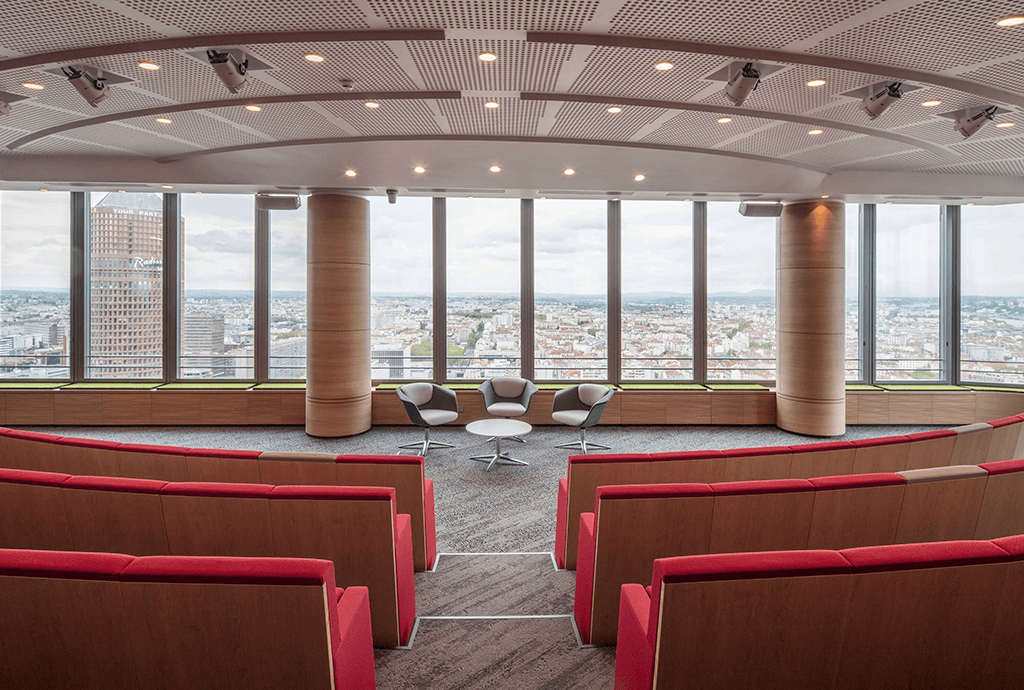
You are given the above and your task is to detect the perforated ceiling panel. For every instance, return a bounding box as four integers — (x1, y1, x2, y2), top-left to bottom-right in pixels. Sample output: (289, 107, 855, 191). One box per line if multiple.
(808, 0, 1024, 72)
(438, 96, 546, 137)
(641, 111, 776, 150)
(548, 101, 666, 141)
(2, 66, 174, 118)
(409, 40, 573, 92)
(367, 0, 598, 31)
(210, 102, 346, 141)
(0, 0, 166, 54)
(959, 60, 1024, 105)
(609, 0, 887, 48)
(114, 0, 370, 34)
(258, 41, 420, 94)
(15, 134, 137, 157)
(115, 110, 271, 151)
(0, 103, 82, 141)
(835, 147, 955, 172)
(952, 134, 1024, 162)
(569, 47, 720, 101)
(893, 119, 969, 148)
(788, 134, 907, 167)
(921, 159, 1024, 177)
(723, 120, 848, 160)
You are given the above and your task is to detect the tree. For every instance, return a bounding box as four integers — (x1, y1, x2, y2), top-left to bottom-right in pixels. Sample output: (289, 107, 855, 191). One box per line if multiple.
(410, 341, 432, 356)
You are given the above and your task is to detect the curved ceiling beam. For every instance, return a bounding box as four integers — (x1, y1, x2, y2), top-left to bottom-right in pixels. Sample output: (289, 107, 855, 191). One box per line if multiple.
(0, 30, 446, 73)
(527, 32, 1024, 110)
(5, 91, 462, 151)
(151, 133, 836, 174)
(522, 92, 955, 159)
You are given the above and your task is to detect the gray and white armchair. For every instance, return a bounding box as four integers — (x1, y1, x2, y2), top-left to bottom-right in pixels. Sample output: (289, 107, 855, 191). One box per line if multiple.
(396, 383, 459, 455)
(478, 377, 539, 442)
(552, 383, 614, 453)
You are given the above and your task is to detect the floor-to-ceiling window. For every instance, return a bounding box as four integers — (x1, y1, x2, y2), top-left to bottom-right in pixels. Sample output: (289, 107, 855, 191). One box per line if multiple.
(846, 205, 860, 380)
(179, 194, 255, 379)
(0, 191, 71, 379)
(960, 204, 1024, 386)
(371, 196, 433, 380)
(875, 204, 940, 381)
(621, 201, 694, 381)
(706, 202, 776, 381)
(534, 199, 607, 380)
(268, 200, 307, 379)
(446, 198, 520, 380)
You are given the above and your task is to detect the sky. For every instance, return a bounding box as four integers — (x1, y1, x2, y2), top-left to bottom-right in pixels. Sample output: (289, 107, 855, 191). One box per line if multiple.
(1, 191, 1022, 296)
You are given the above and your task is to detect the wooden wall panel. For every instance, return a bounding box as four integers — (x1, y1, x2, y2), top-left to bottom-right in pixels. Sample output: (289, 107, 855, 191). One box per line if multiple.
(161, 495, 275, 557)
(852, 443, 910, 474)
(852, 392, 889, 424)
(789, 447, 856, 479)
(257, 453, 337, 486)
(117, 451, 189, 481)
(806, 485, 905, 549)
(974, 472, 1024, 539)
(844, 392, 859, 424)
(198, 393, 249, 425)
(103, 392, 153, 425)
(975, 391, 1024, 422)
(4, 392, 54, 425)
(248, 392, 283, 424)
(722, 452, 793, 482)
(884, 393, 934, 425)
(708, 492, 815, 554)
(932, 393, 976, 425)
(894, 476, 989, 544)
(151, 393, 203, 425)
(306, 395, 372, 437)
(986, 423, 1023, 464)
(905, 435, 957, 470)
(951, 429, 994, 465)
(619, 392, 712, 425)
(0, 483, 75, 550)
(711, 392, 776, 425)
(980, 560, 1024, 688)
(54, 393, 105, 425)
(280, 391, 306, 424)
(61, 488, 170, 556)
(185, 455, 261, 484)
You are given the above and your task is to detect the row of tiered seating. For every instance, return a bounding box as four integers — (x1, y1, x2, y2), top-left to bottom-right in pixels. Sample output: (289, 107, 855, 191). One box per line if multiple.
(0, 427, 436, 570)
(0, 468, 414, 646)
(0, 549, 376, 690)
(576, 458, 1024, 643)
(614, 537, 1024, 690)
(556, 414, 1024, 568)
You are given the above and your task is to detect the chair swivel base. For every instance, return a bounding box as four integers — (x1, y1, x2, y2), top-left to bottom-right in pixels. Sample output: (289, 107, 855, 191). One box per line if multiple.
(555, 428, 610, 454)
(399, 428, 455, 456)
(469, 437, 529, 471)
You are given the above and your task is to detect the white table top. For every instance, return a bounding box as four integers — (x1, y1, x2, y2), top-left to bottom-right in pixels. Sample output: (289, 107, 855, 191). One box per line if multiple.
(466, 419, 532, 438)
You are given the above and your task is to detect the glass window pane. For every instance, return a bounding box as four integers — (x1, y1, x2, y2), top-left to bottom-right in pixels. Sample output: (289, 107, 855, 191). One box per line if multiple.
(0, 191, 71, 379)
(706, 202, 776, 381)
(371, 196, 432, 380)
(86, 192, 164, 378)
(269, 201, 307, 379)
(446, 198, 520, 380)
(621, 201, 693, 380)
(961, 204, 1024, 386)
(846, 205, 860, 380)
(179, 194, 254, 379)
(875, 205, 940, 381)
(534, 199, 607, 380)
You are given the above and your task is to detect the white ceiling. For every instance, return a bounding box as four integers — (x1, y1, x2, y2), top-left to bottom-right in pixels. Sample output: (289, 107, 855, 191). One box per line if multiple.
(0, 0, 1022, 203)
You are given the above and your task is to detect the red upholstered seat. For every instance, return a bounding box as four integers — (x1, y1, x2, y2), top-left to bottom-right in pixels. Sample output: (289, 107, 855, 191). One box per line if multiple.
(117, 443, 188, 455)
(55, 436, 122, 450)
(337, 453, 423, 465)
(992, 534, 1024, 558)
(988, 416, 1022, 428)
(120, 554, 334, 586)
(161, 482, 274, 498)
(0, 467, 70, 486)
(61, 475, 167, 494)
(809, 472, 906, 489)
(790, 440, 856, 453)
(840, 540, 1010, 573)
(852, 435, 910, 448)
(906, 429, 957, 440)
(3, 429, 62, 443)
(710, 478, 814, 496)
(722, 445, 792, 457)
(0, 548, 134, 580)
(269, 485, 395, 501)
(185, 447, 262, 459)
(595, 482, 712, 504)
(647, 449, 724, 460)
(654, 549, 852, 584)
(570, 452, 652, 464)
(981, 458, 1024, 475)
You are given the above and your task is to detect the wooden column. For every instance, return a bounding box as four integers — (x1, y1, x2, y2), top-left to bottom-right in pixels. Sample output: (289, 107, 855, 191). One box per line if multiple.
(777, 200, 846, 436)
(305, 194, 371, 437)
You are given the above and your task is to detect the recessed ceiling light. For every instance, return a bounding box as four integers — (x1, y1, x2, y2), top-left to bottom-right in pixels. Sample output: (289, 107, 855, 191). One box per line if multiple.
(245, 105, 261, 112)
(564, 168, 575, 175)
(138, 61, 160, 71)
(821, 195, 829, 198)
(611, 197, 619, 201)
(997, 15, 1024, 26)
(414, 166, 426, 173)
(304, 53, 325, 62)
(489, 165, 501, 172)
(194, 191, 202, 194)
(155, 118, 172, 124)
(921, 100, 942, 107)
(161, 185, 173, 189)
(886, 201, 894, 204)
(806, 79, 827, 87)
(484, 101, 499, 109)
(967, 202, 976, 206)
(717, 117, 732, 123)
(634, 174, 646, 181)
(808, 129, 824, 135)
(996, 121, 1015, 128)
(607, 106, 622, 113)
(539, 196, 546, 200)
(38, 188, 48, 192)
(364, 101, 380, 108)
(344, 170, 357, 177)
(654, 61, 674, 71)
(22, 82, 43, 90)
(117, 190, 126, 193)
(684, 198, 691, 202)
(479, 51, 497, 62)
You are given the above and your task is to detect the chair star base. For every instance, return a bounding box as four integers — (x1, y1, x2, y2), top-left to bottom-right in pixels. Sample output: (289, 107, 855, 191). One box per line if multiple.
(555, 439, 611, 454)
(400, 438, 456, 456)
(469, 436, 529, 471)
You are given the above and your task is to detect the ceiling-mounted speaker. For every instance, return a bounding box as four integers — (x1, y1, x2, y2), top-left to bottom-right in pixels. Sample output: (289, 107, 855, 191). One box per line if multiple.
(256, 194, 301, 210)
(738, 201, 783, 217)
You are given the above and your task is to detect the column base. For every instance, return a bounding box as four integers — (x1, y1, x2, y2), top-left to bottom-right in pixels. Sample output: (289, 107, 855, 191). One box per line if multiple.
(305, 394, 372, 437)
(776, 393, 845, 437)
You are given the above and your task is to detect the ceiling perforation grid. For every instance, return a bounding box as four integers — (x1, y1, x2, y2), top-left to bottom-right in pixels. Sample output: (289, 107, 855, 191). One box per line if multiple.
(808, 0, 1024, 72)
(548, 101, 666, 140)
(209, 102, 345, 141)
(258, 41, 420, 93)
(834, 147, 955, 171)
(921, 159, 1024, 177)
(609, 0, 887, 48)
(367, 0, 598, 31)
(113, 0, 369, 34)
(2, 66, 176, 118)
(568, 47, 720, 101)
(114, 110, 270, 150)
(409, 40, 573, 92)
(438, 96, 546, 136)
(959, 60, 1024, 103)
(788, 135, 908, 167)
(893, 119, 971, 148)
(952, 134, 1024, 161)
(0, 103, 83, 137)
(321, 99, 442, 136)
(16, 134, 138, 157)
(723, 121, 850, 159)
(0, 0, 166, 54)
(640, 111, 773, 150)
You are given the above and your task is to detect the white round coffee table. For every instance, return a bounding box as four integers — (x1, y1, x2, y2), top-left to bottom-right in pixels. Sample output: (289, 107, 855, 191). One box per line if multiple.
(466, 419, 533, 471)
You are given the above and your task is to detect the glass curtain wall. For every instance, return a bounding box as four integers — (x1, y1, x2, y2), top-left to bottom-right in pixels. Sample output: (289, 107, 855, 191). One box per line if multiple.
(370, 196, 433, 380)
(875, 204, 940, 381)
(446, 198, 520, 380)
(179, 194, 255, 379)
(0, 191, 71, 379)
(534, 199, 607, 380)
(621, 200, 694, 380)
(960, 204, 1024, 385)
(268, 201, 307, 379)
(706, 201, 777, 381)
(846, 206, 860, 380)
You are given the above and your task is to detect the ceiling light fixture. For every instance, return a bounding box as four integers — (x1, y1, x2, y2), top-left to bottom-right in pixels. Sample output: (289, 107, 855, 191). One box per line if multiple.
(634, 174, 646, 181)
(808, 129, 823, 135)
(207, 49, 248, 93)
(725, 62, 761, 105)
(821, 195, 830, 198)
(195, 191, 202, 194)
(921, 100, 942, 107)
(607, 106, 622, 113)
(484, 100, 499, 108)
(654, 61, 674, 71)
(344, 170, 357, 177)
(161, 185, 173, 189)
(39, 188, 48, 192)
(23, 82, 44, 90)
(364, 101, 380, 108)
(117, 190, 126, 193)
(489, 165, 501, 172)
(564, 168, 575, 175)
(806, 79, 827, 87)
(717, 117, 732, 123)
(414, 166, 426, 173)
(305, 53, 325, 62)
(62, 66, 109, 107)
(996, 121, 1015, 128)
(245, 104, 261, 112)
(886, 201, 894, 204)
(861, 82, 903, 119)
(155, 117, 172, 124)
(967, 202, 976, 206)
(997, 15, 1024, 26)
(138, 62, 160, 71)
(954, 106, 997, 138)
(479, 51, 497, 62)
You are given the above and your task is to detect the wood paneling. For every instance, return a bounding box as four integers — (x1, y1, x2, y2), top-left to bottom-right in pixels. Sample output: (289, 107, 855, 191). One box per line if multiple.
(161, 495, 275, 556)
(986, 422, 1023, 464)
(117, 451, 189, 481)
(789, 447, 856, 479)
(151, 392, 203, 425)
(777, 268, 844, 333)
(905, 435, 957, 470)
(306, 394, 372, 437)
(620, 391, 712, 425)
(2, 436, 60, 471)
(807, 484, 905, 549)
(980, 561, 1024, 688)
(307, 193, 370, 260)
(852, 442, 910, 474)
(850, 391, 889, 424)
(884, 392, 934, 425)
(711, 391, 776, 425)
(722, 452, 793, 482)
(102, 392, 153, 425)
(61, 488, 170, 556)
(708, 491, 815, 554)
(306, 263, 370, 331)
(198, 392, 249, 425)
(54, 392, 105, 424)
(4, 392, 54, 425)
(932, 392, 976, 425)
(975, 391, 1024, 422)
(951, 429, 994, 465)
(895, 476, 989, 543)
(248, 392, 283, 424)
(776, 395, 845, 437)
(281, 391, 306, 424)
(257, 453, 337, 485)
(185, 455, 261, 483)
(0, 482, 74, 550)
(974, 472, 1024, 539)
(305, 330, 372, 400)
(372, 390, 417, 424)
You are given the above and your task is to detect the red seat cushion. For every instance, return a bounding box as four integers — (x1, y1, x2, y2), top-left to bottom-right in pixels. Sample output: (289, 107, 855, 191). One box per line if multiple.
(980, 458, 1024, 475)
(4, 429, 62, 443)
(570, 453, 652, 464)
(992, 535, 1024, 560)
(809, 473, 906, 490)
(852, 435, 910, 448)
(61, 475, 168, 494)
(841, 540, 1010, 573)
(0, 468, 71, 486)
(789, 441, 856, 454)
(906, 429, 957, 441)
(596, 483, 712, 502)
(185, 447, 262, 459)
(120, 555, 334, 586)
(117, 443, 189, 455)
(710, 478, 814, 496)
(0, 548, 134, 580)
(54, 436, 122, 450)
(722, 445, 792, 457)
(648, 450, 725, 460)
(161, 482, 274, 498)
(655, 549, 851, 585)
(269, 485, 395, 501)
(988, 416, 1022, 429)
(337, 454, 423, 465)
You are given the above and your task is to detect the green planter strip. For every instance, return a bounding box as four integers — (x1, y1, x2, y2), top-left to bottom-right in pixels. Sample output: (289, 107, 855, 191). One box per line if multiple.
(61, 383, 157, 390)
(252, 383, 306, 390)
(156, 383, 254, 390)
(705, 384, 769, 391)
(845, 384, 882, 391)
(0, 381, 68, 389)
(969, 386, 1024, 393)
(619, 383, 707, 391)
(444, 383, 482, 390)
(878, 384, 968, 391)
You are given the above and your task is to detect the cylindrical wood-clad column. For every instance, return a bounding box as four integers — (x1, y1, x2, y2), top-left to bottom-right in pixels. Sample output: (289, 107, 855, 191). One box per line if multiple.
(305, 194, 371, 437)
(776, 200, 846, 436)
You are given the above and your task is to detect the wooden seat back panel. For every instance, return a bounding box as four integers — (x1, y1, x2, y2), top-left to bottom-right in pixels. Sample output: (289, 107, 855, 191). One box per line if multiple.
(788, 447, 855, 479)
(62, 489, 170, 556)
(258, 457, 336, 486)
(117, 451, 189, 482)
(807, 484, 906, 550)
(975, 472, 1024, 539)
(722, 452, 793, 482)
(951, 430, 994, 466)
(161, 495, 275, 557)
(709, 492, 815, 554)
(0, 482, 74, 550)
(986, 423, 1022, 464)
(980, 559, 1024, 688)
(905, 435, 957, 470)
(894, 476, 989, 544)
(185, 455, 261, 484)
(2, 437, 59, 472)
(852, 443, 911, 474)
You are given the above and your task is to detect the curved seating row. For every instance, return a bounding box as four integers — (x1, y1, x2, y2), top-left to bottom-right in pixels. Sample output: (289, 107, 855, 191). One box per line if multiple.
(576, 458, 1024, 644)
(0, 426, 436, 570)
(615, 536, 1024, 690)
(0, 468, 415, 646)
(556, 414, 1024, 568)
(0, 549, 376, 690)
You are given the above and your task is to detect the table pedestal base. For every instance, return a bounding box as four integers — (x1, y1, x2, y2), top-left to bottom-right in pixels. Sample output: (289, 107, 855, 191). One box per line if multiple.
(469, 437, 530, 471)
